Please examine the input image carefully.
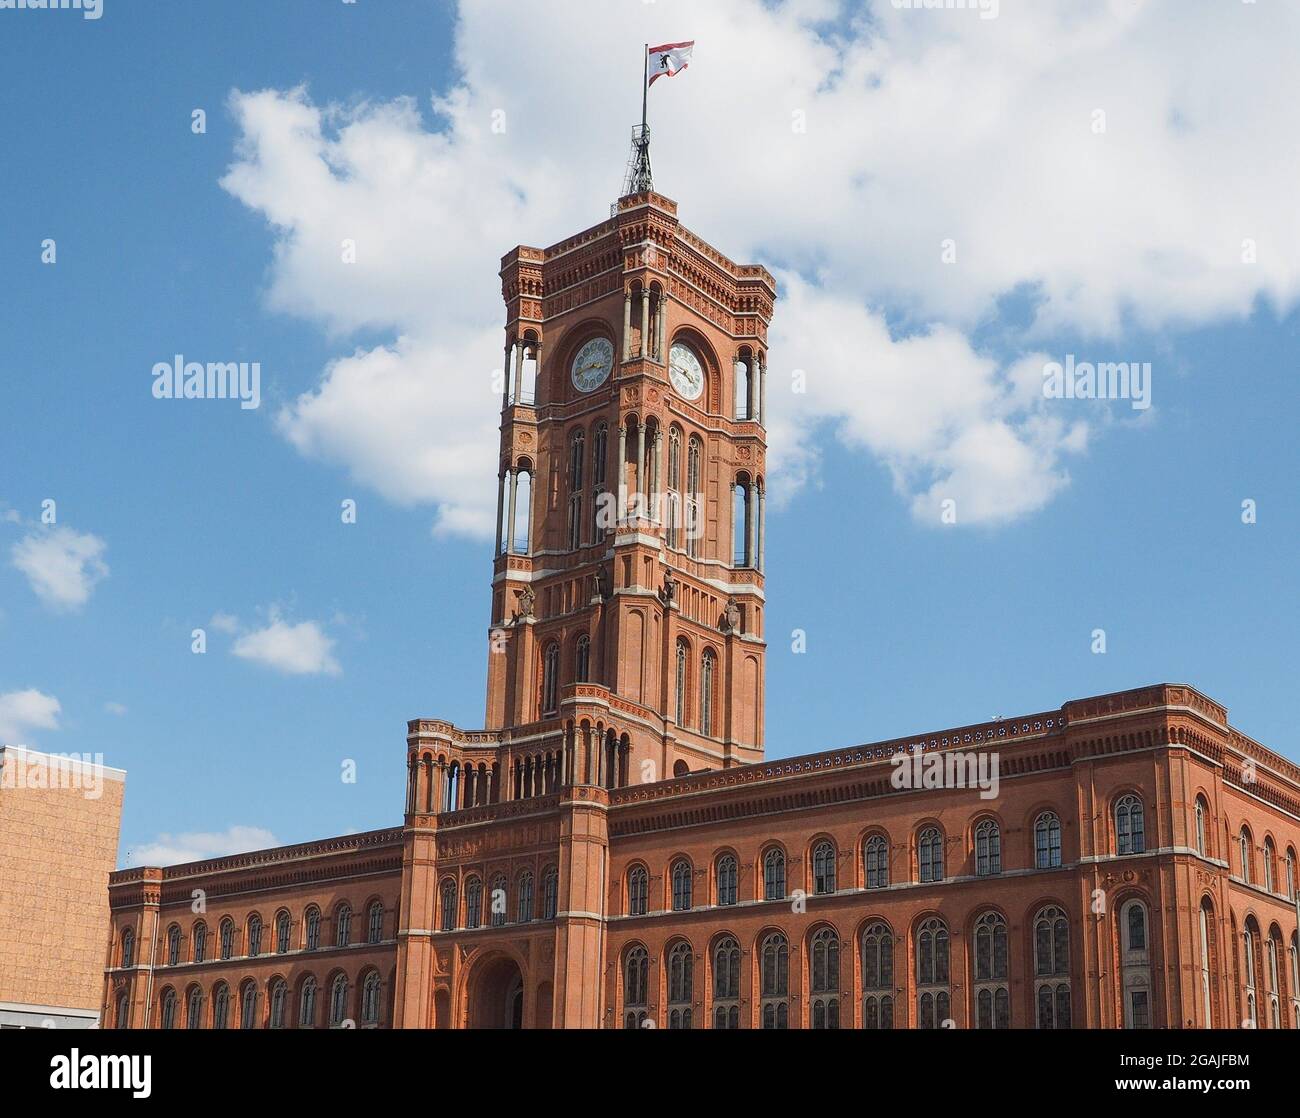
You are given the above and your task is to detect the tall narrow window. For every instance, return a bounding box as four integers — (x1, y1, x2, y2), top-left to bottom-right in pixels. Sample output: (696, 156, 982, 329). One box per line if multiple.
(674, 639, 688, 726)
(713, 937, 740, 1029)
(763, 848, 786, 900)
(192, 922, 207, 964)
(1034, 906, 1071, 1029)
(305, 907, 321, 951)
(667, 942, 693, 1029)
(367, 901, 384, 944)
(592, 422, 607, 486)
(335, 904, 352, 948)
(542, 866, 558, 919)
(167, 924, 180, 966)
(864, 834, 889, 889)
(760, 933, 790, 1029)
(212, 983, 230, 1030)
(490, 873, 508, 927)
(465, 877, 483, 929)
(160, 989, 177, 1030)
(716, 854, 737, 906)
(567, 494, 582, 549)
(275, 911, 290, 954)
(1239, 828, 1253, 883)
(973, 912, 1010, 1028)
(627, 866, 648, 916)
(624, 946, 649, 1029)
(1287, 848, 1298, 901)
(862, 922, 894, 1029)
(813, 841, 837, 895)
(248, 915, 263, 958)
(1194, 798, 1208, 857)
(569, 429, 585, 492)
(219, 917, 235, 961)
(362, 972, 381, 1027)
(1264, 840, 1276, 893)
(1265, 934, 1281, 1028)
(440, 879, 457, 931)
(974, 819, 1002, 876)
(270, 980, 287, 1029)
(1035, 811, 1062, 869)
(329, 975, 348, 1027)
(516, 871, 535, 923)
(1120, 899, 1152, 1028)
(916, 919, 950, 1028)
(541, 642, 560, 715)
(918, 828, 944, 883)
(240, 981, 258, 1030)
(299, 977, 318, 1028)
(1116, 795, 1145, 855)
(121, 928, 135, 968)
(685, 436, 702, 559)
(1242, 925, 1258, 1028)
(1199, 902, 1214, 1028)
(699, 651, 715, 737)
(809, 928, 840, 1029)
(186, 987, 203, 1030)
(666, 427, 682, 549)
(671, 859, 693, 911)
(575, 635, 590, 683)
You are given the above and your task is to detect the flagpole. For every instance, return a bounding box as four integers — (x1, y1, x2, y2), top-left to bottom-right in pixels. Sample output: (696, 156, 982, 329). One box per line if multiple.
(641, 42, 648, 133)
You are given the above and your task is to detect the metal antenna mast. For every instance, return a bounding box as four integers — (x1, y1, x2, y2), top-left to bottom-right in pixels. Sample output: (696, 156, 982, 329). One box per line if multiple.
(619, 43, 653, 199)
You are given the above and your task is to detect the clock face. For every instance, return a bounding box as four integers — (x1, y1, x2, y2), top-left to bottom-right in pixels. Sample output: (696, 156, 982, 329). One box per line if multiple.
(669, 342, 705, 401)
(570, 337, 614, 393)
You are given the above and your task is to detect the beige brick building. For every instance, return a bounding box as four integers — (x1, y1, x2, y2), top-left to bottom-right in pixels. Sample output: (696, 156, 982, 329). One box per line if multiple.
(0, 745, 124, 1028)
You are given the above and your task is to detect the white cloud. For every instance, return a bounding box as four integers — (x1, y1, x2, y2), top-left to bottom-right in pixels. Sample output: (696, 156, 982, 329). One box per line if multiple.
(220, 0, 1300, 529)
(208, 612, 240, 635)
(131, 825, 280, 868)
(0, 688, 62, 745)
(230, 608, 341, 676)
(104, 701, 128, 716)
(11, 526, 108, 610)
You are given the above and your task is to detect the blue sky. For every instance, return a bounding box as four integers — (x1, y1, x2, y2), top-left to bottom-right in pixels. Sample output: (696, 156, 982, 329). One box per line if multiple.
(1, 0, 1296, 866)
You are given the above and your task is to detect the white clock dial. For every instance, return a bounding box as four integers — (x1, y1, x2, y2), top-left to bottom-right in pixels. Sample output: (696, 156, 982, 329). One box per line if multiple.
(669, 342, 704, 401)
(570, 336, 614, 393)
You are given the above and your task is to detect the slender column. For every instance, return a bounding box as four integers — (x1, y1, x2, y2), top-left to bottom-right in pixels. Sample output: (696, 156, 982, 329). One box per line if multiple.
(757, 353, 766, 425)
(513, 341, 524, 405)
(502, 345, 512, 408)
(494, 471, 505, 556)
(617, 425, 628, 520)
(623, 292, 633, 360)
(423, 758, 434, 813)
(506, 469, 518, 553)
(747, 356, 757, 422)
(657, 293, 667, 359)
(433, 762, 444, 812)
(758, 484, 766, 572)
(405, 756, 415, 814)
(747, 484, 757, 568)
(640, 289, 650, 357)
(636, 421, 647, 511)
(651, 430, 662, 520)
(584, 726, 595, 784)
(596, 736, 605, 787)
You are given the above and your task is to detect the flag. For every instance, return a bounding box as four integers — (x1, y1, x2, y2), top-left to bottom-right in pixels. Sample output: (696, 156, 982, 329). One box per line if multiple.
(647, 41, 694, 89)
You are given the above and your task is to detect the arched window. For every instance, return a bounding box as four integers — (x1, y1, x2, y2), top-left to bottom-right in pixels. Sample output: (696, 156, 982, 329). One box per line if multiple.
(248, 914, 263, 957)
(974, 819, 1002, 876)
(1034, 905, 1071, 1029)
(685, 435, 703, 559)
(1035, 811, 1062, 869)
(269, 979, 288, 1029)
(674, 639, 688, 726)
(1287, 848, 1298, 902)
(623, 946, 649, 1029)
(275, 911, 291, 954)
(329, 975, 349, 1027)
(299, 976, 318, 1028)
(1289, 933, 1300, 1028)
(1115, 794, 1145, 855)
(667, 942, 693, 1029)
(186, 986, 203, 1030)
(1242, 923, 1258, 1028)
(367, 901, 384, 944)
(916, 918, 950, 1029)
(763, 848, 786, 900)
(541, 642, 560, 715)
(626, 865, 648, 916)
(699, 650, 715, 737)
(335, 903, 352, 948)
(1239, 827, 1253, 883)
(192, 922, 207, 964)
(160, 988, 177, 1030)
(1264, 839, 1276, 893)
(575, 635, 590, 683)
(592, 422, 608, 487)
(716, 854, 737, 906)
(973, 912, 1010, 1028)
(166, 924, 181, 966)
(362, 972, 382, 1027)
(864, 834, 889, 889)
(516, 871, 535, 923)
(1199, 901, 1215, 1028)
(568, 428, 585, 492)
(809, 928, 840, 1029)
(490, 873, 508, 927)
(1265, 932, 1281, 1029)
(713, 936, 741, 1030)
(862, 922, 894, 1029)
(671, 859, 693, 911)
(759, 932, 790, 1029)
(240, 980, 258, 1030)
(812, 841, 837, 895)
(1120, 899, 1152, 1028)
(1194, 797, 1208, 857)
(918, 827, 944, 883)
(212, 982, 230, 1030)
(120, 928, 135, 969)
(542, 866, 558, 919)
(219, 917, 235, 961)
(666, 427, 682, 549)
(465, 877, 483, 929)
(440, 879, 457, 931)
(305, 906, 321, 951)
(567, 492, 582, 550)
(115, 991, 129, 1030)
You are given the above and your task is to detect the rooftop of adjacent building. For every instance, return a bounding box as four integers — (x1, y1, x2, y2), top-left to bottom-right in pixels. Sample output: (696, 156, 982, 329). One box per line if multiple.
(109, 681, 1294, 885)
(0, 744, 127, 782)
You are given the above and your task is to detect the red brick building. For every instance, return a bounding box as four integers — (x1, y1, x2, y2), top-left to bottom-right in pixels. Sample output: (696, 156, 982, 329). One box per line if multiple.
(104, 192, 1300, 1030)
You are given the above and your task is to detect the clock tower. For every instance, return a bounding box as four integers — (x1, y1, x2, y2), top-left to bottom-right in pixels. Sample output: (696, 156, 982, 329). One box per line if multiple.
(485, 189, 775, 790)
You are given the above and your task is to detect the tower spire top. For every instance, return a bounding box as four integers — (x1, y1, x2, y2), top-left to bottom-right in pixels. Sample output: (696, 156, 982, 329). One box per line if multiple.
(619, 43, 654, 199)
